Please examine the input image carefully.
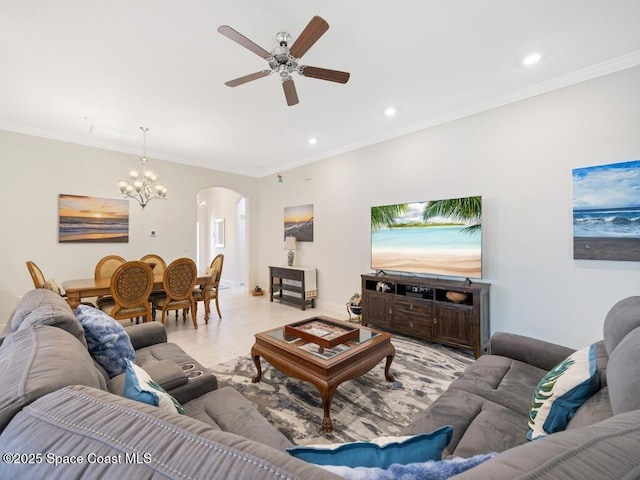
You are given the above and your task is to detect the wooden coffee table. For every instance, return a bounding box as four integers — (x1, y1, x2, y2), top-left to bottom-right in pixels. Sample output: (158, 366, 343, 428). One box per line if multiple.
(251, 316, 395, 432)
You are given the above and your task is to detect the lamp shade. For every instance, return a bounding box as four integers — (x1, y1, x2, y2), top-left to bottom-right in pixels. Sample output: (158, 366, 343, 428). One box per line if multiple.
(283, 236, 299, 250)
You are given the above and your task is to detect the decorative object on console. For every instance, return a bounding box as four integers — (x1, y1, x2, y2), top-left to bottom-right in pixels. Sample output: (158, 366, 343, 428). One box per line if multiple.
(218, 16, 350, 107)
(118, 127, 167, 210)
(346, 292, 362, 322)
(284, 235, 299, 266)
(445, 291, 468, 303)
(59, 194, 129, 243)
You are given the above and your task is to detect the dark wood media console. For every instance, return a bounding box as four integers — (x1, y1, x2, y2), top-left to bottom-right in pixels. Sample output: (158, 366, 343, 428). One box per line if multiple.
(361, 273, 490, 358)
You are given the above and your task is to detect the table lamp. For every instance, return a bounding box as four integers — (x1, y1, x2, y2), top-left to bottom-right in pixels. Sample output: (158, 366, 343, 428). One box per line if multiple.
(283, 236, 299, 266)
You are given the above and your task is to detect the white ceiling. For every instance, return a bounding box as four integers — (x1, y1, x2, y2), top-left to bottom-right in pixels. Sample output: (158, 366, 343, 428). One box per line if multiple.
(2, 1, 640, 177)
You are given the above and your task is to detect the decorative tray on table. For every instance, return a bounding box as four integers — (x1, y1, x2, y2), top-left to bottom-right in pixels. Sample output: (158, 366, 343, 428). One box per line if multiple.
(285, 317, 359, 349)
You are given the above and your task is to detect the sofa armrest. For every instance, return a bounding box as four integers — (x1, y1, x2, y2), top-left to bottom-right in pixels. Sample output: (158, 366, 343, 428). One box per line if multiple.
(488, 332, 575, 371)
(125, 322, 167, 350)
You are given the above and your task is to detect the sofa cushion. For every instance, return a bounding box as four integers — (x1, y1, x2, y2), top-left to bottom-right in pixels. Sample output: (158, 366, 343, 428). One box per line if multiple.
(451, 410, 640, 480)
(401, 388, 529, 458)
(607, 326, 640, 415)
(566, 387, 613, 429)
(603, 295, 640, 356)
(182, 387, 293, 450)
(0, 385, 340, 480)
(76, 304, 135, 377)
(4, 288, 87, 347)
(527, 344, 599, 440)
(0, 325, 103, 431)
(287, 426, 453, 468)
(123, 359, 184, 414)
(448, 354, 547, 416)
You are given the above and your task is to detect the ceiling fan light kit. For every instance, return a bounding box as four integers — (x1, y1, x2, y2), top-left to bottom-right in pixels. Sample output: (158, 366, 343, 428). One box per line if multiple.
(218, 16, 350, 106)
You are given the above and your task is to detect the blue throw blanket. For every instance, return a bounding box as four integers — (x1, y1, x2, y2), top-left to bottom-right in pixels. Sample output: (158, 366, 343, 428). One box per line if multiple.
(321, 453, 496, 480)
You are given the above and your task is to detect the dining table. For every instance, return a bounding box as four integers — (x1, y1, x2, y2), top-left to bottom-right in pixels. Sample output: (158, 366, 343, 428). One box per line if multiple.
(62, 273, 213, 321)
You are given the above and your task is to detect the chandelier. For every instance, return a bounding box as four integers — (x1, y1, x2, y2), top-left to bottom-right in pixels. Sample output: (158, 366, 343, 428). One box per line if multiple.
(118, 127, 167, 209)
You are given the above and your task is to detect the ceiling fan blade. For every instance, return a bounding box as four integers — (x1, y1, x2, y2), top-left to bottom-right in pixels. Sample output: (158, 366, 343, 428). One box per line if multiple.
(282, 78, 299, 106)
(289, 16, 329, 59)
(224, 70, 271, 87)
(300, 66, 350, 84)
(218, 25, 272, 59)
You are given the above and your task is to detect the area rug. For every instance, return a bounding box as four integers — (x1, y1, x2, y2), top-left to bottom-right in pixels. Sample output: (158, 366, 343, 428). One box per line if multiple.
(212, 335, 473, 445)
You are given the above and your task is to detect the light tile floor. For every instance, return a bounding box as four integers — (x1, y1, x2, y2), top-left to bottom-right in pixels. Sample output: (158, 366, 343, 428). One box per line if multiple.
(161, 287, 344, 367)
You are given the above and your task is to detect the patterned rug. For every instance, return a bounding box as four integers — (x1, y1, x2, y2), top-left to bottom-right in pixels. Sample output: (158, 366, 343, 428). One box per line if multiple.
(212, 335, 473, 445)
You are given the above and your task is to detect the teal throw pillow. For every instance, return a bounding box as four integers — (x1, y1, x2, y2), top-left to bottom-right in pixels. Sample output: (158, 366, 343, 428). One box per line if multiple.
(527, 344, 599, 440)
(287, 425, 453, 468)
(76, 304, 135, 378)
(321, 452, 496, 480)
(123, 359, 185, 414)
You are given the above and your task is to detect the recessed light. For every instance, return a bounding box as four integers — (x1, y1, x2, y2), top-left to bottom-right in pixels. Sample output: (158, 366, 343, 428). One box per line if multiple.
(522, 52, 542, 66)
(308, 137, 317, 145)
(384, 107, 397, 117)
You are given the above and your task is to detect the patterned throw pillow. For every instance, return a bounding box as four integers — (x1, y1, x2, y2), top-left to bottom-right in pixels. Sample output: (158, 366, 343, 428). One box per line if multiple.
(76, 304, 135, 378)
(527, 344, 599, 440)
(287, 426, 453, 468)
(123, 359, 184, 414)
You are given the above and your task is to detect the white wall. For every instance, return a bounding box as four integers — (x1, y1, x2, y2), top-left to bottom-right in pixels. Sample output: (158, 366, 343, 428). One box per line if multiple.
(2, 67, 639, 348)
(256, 66, 640, 349)
(0, 131, 258, 321)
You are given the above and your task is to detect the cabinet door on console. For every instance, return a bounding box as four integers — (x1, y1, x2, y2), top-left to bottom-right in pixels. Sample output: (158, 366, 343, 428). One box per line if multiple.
(433, 304, 473, 349)
(363, 293, 392, 329)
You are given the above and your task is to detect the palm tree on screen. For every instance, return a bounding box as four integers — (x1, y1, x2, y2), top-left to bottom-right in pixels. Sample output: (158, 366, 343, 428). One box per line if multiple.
(423, 196, 481, 235)
(371, 204, 409, 230)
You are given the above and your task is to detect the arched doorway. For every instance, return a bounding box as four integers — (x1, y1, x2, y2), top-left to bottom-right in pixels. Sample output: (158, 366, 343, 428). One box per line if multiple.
(196, 187, 248, 288)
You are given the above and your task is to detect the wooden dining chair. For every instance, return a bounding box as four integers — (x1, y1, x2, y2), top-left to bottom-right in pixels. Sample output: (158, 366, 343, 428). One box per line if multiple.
(151, 258, 198, 328)
(26, 260, 46, 289)
(95, 255, 127, 280)
(140, 254, 167, 275)
(98, 261, 154, 323)
(26, 260, 63, 296)
(192, 254, 224, 320)
(94, 255, 126, 308)
(141, 253, 168, 309)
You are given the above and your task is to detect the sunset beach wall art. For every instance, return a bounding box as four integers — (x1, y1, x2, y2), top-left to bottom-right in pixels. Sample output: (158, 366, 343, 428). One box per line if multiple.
(573, 160, 640, 261)
(59, 194, 129, 243)
(284, 204, 313, 242)
(371, 196, 482, 279)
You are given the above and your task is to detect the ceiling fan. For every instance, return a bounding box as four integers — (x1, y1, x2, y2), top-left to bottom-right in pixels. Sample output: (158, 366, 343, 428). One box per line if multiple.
(218, 16, 350, 106)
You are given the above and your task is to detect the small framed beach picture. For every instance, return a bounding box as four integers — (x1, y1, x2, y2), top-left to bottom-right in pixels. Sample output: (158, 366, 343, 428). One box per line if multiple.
(572, 160, 640, 261)
(284, 204, 314, 242)
(58, 194, 129, 243)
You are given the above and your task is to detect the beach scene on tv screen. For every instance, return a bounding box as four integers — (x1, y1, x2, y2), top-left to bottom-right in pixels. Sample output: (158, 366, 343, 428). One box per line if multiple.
(371, 196, 482, 278)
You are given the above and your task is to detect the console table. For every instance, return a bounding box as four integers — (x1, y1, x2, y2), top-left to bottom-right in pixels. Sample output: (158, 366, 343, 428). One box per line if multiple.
(269, 266, 317, 310)
(361, 273, 490, 357)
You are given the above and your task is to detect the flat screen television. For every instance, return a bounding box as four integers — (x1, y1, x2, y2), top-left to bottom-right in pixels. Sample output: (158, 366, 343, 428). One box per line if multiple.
(370, 195, 482, 279)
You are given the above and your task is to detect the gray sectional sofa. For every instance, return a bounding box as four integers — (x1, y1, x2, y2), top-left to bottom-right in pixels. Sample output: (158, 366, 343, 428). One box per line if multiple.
(0, 288, 340, 479)
(403, 295, 640, 479)
(1, 288, 640, 479)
